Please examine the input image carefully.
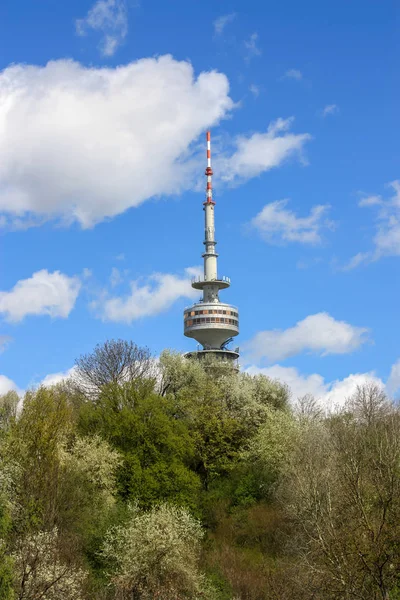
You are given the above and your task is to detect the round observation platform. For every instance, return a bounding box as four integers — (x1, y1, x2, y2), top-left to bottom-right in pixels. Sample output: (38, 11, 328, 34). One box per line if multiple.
(191, 276, 231, 291)
(183, 302, 239, 349)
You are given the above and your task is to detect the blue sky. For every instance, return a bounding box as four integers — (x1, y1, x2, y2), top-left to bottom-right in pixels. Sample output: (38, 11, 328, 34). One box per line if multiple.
(0, 0, 399, 406)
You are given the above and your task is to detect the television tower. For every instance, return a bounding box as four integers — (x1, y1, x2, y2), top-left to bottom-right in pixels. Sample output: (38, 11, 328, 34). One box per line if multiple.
(184, 131, 239, 362)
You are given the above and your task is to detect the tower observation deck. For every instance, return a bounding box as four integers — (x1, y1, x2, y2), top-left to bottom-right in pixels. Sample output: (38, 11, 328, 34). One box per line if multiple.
(184, 131, 239, 362)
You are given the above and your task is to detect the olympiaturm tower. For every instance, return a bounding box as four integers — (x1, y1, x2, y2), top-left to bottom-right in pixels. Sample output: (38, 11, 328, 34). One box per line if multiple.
(183, 131, 239, 362)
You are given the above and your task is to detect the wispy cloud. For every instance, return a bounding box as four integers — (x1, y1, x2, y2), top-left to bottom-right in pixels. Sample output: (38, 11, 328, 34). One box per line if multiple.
(250, 198, 334, 245)
(387, 359, 400, 397)
(321, 104, 339, 117)
(219, 118, 311, 185)
(213, 12, 236, 36)
(244, 33, 262, 63)
(344, 180, 400, 268)
(282, 69, 302, 81)
(358, 195, 382, 207)
(249, 84, 260, 98)
(0, 335, 11, 353)
(76, 0, 128, 57)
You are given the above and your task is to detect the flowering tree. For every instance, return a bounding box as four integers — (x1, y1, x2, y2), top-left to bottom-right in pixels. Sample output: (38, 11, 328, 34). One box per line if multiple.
(102, 503, 215, 599)
(12, 528, 87, 600)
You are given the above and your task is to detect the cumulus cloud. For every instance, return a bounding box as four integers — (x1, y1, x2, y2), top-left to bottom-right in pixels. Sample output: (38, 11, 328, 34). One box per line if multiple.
(250, 199, 333, 245)
(345, 180, 400, 268)
(0, 374, 20, 396)
(213, 13, 236, 36)
(246, 364, 384, 410)
(244, 33, 262, 62)
(282, 69, 302, 81)
(219, 118, 311, 184)
(93, 267, 200, 323)
(0, 57, 234, 228)
(41, 367, 77, 388)
(243, 312, 369, 363)
(0, 270, 81, 323)
(321, 104, 339, 117)
(76, 0, 128, 57)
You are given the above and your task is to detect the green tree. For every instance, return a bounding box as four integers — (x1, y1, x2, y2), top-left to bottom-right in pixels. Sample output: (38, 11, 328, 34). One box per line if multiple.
(78, 381, 201, 510)
(159, 352, 289, 490)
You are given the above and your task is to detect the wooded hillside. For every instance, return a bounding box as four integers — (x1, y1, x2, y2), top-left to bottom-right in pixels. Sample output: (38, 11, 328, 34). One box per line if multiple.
(1, 340, 399, 599)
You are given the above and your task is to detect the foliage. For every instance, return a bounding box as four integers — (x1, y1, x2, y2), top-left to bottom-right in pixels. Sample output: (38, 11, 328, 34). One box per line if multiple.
(102, 502, 214, 599)
(12, 528, 87, 600)
(0, 341, 398, 600)
(59, 434, 122, 508)
(78, 382, 201, 510)
(159, 351, 290, 490)
(0, 391, 19, 433)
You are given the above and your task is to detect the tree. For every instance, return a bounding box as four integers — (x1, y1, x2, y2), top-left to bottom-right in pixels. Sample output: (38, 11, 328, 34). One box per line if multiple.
(75, 339, 155, 400)
(158, 352, 290, 491)
(245, 406, 299, 493)
(0, 391, 19, 433)
(2, 385, 122, 598)
(279, 384, 400, 600)
(12, 528, 87, 600)
(102, 503, 214, 599)
(78, 382, 201, 510)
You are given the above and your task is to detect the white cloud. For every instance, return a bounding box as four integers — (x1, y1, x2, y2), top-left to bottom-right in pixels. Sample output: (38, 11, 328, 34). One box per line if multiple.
(243, 312, 369, 363)
(219, 118, 311, 183)
(76, 0, 128, 57)
(250, 199, 333, 245)
(321, 104, 339, 117)
(41, 367, 77, 388)
(283, 69, 302, 81)
(358, 195, 382, 207)
(0, 57, 234, 228)
(246, 364, 384, 410)
(244, 33, 262, 62)
(249, 84, 260, 98)
(213, 13, 236, 36)
(94, 267, 200, 323)
(346, 180, 400, 268)
(0, 374, 20, 396)
(0, 270, 81, 323)
(387, 359, 400, 397)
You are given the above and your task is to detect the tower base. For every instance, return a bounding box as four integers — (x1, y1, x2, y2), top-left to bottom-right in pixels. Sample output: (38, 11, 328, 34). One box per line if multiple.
(184, 348, 239, 371)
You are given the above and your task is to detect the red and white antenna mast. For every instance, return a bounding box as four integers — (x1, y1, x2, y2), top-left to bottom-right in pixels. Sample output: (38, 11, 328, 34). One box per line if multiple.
(205, 131, 215, 205)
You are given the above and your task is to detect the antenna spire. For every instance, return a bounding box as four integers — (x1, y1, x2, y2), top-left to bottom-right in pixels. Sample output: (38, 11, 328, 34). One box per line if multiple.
(205, 131, 215, 205)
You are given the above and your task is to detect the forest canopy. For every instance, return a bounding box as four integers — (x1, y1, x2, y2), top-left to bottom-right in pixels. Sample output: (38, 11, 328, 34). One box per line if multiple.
(0, 339, 399, 600)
